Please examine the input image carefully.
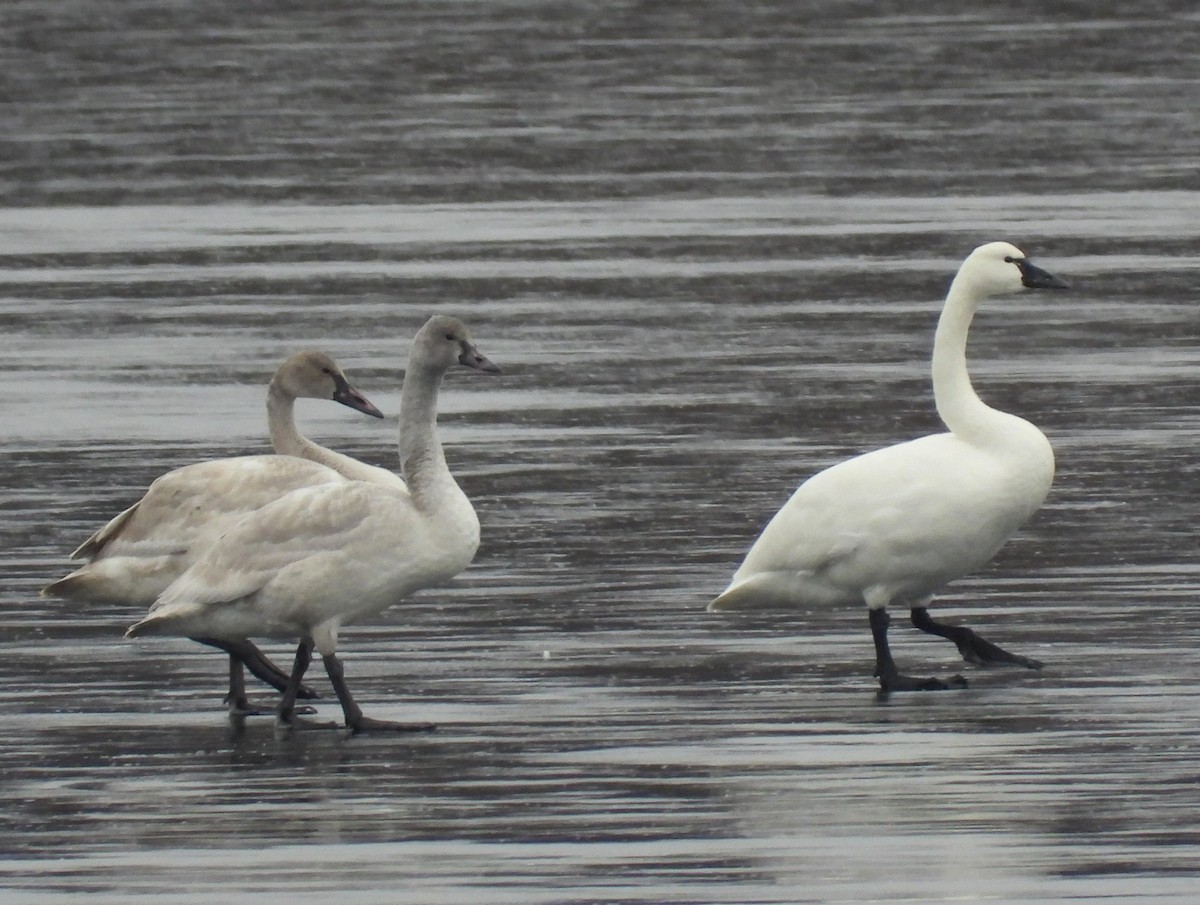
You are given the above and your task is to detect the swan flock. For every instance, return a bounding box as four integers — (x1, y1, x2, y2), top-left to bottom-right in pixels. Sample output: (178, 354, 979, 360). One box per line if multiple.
(48, 242, 1069, 730)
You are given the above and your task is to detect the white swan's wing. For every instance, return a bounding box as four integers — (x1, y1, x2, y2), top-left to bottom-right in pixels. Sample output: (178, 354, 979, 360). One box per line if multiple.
(715, 433, 1032, 608)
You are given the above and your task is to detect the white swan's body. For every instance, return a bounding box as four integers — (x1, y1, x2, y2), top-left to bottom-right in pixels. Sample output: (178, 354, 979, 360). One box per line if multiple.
(711, 419, 1053, 611)
(43, 351, 391, 607)
(710, 242, 1067, 691)
(128, 315, 500, 733)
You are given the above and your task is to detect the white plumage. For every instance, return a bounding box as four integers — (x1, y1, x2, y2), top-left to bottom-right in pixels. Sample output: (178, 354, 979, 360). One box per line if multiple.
(710, 242, 1068, 692)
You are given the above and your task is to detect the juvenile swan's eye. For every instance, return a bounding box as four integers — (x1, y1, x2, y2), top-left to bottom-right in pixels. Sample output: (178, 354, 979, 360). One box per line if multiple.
(444, 333, 455, 341)
(321, 367, 333, 375)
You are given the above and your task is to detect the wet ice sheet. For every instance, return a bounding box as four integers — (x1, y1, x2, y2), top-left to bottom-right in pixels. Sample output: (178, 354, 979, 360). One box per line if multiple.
(3, 191, 1200, 903)
(4, 2, 1200, 902)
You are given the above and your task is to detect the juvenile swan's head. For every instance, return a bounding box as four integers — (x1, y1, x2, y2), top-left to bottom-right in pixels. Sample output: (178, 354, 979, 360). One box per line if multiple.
(271, 350, 383, 417)
(410, 315, 501, 376)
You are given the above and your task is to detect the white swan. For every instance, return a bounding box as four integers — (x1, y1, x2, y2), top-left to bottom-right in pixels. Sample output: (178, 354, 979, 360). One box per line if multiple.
(44, 350, 389, 708)
(709, 242, 1068, 692)
(126, 315, 499, 733)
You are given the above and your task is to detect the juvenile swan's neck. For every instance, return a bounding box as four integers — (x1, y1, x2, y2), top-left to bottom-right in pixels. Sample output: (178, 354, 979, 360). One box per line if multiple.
(932, 277, 999, 442)
(398, 364, 457, 510)
(267, 383, 340, 471)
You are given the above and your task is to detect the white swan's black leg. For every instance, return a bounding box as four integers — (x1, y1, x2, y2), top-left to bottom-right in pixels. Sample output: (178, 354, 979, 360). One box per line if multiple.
(910, 607, 1044, 670)
(870, 608, 968, 693)
(276, 638, 338, 730)
(322, 653, 436, 735)
(195, 636, 321, 700)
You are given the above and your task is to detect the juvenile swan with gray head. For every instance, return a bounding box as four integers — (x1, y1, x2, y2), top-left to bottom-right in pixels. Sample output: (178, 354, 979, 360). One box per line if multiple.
(128, 315, 500, 733)
(45, 350, 387, 709)
(710, 242, 1068, 692)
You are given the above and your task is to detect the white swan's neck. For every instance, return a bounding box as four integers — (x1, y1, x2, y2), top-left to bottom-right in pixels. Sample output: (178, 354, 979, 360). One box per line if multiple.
(398, 365, 460, 511)
(932, 275, 1001, 442)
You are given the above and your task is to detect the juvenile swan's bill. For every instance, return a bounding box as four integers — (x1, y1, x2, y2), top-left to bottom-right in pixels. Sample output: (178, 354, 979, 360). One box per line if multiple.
(43, 351, 387, 711)
(127, 316, 500, 734)
(709, 242, 1068, 693)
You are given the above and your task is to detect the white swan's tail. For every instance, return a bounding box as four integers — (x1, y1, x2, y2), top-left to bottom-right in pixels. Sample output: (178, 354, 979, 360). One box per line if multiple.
(708, 573, 793, 611)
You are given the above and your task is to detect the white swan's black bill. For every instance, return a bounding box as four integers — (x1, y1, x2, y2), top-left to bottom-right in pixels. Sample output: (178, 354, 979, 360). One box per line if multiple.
(1017, 259, 1069, 290)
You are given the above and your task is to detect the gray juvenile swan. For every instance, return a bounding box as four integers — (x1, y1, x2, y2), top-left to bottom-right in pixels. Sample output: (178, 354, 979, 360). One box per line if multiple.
(710, 242, 1068, 693)
(127, 315, 499, 734)
(44, 350, 387, 710)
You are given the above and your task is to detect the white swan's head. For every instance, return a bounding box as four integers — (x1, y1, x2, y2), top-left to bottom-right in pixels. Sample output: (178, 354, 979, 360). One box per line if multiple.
(271, 350, 384, 418)
(412, 315, 501, 375)
(960, 241, 1069, 298)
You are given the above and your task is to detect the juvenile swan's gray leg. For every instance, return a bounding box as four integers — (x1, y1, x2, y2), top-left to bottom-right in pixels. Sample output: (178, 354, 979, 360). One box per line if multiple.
(322, 653, 436, 735)
(223, 656, 258, 715)
(196, 636, 321, 703)
(276, 638, 337, 730)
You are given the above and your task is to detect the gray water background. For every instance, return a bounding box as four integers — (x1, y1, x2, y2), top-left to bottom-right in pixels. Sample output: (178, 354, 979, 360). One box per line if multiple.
(1, 2, 1199, 903)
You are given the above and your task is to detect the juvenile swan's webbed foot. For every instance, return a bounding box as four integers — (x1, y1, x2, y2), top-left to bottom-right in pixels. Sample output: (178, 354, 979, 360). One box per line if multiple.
(223, 655, 274, 715)
(345, 715, 438, 735)
(234, 697, 317, 718)
(226, 688, 317, 718)
(274, 638, 337, 729)
(225, 690, 273, 716)
(235, 639, 323, 699)
(322, 653, 437, 736)
(196, 636, 322, 699)
(910, 608, 1044, 670)
(277, 712, 340, 731)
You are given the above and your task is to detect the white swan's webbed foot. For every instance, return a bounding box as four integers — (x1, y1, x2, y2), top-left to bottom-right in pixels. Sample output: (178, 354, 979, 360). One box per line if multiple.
(910, 607, 1044, 670)
(875, 663, 969, 693)
(869, 607, 969, 694)
(956, 632, 1043, 670)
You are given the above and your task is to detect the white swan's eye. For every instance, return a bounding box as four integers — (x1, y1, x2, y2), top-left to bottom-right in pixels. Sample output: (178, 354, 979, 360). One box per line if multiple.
(1004, 255, 1017, 264)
